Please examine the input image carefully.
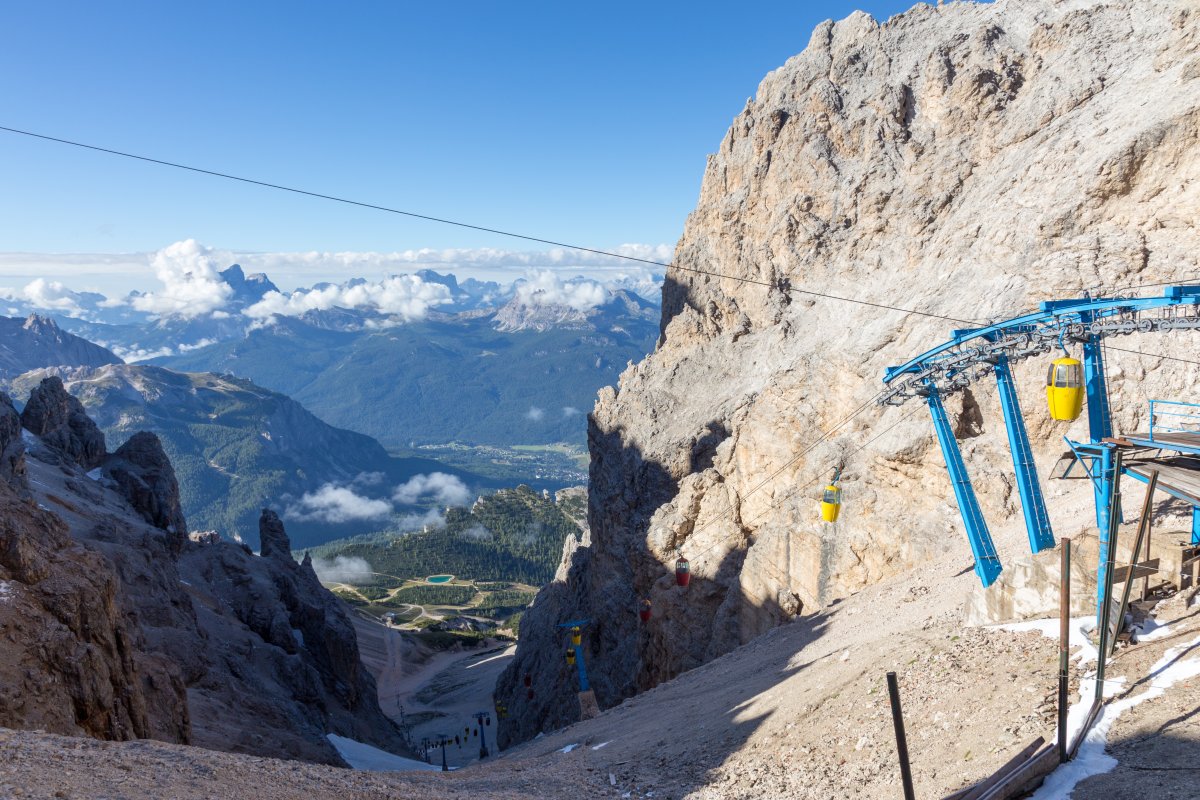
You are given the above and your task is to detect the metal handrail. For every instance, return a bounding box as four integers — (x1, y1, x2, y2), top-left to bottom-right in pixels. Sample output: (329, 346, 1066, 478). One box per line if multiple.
(1149, 399, 1200, 442)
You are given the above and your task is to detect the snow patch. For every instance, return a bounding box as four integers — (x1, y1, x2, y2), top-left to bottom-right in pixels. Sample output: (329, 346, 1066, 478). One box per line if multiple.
(292, 628, 305, 648)
(559, 743, 581, 753)
(0, 580, 14, 604)
(591, 741, 611, 750)
(1022, 633, 1200, 796)
(325, 734, 440, 772)
(86, 468, 102, 481)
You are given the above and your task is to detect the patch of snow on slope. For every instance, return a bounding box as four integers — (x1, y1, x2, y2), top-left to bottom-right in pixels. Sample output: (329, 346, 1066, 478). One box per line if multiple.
(325, 734, 440, 772)
(1022, 633, 1200, 796)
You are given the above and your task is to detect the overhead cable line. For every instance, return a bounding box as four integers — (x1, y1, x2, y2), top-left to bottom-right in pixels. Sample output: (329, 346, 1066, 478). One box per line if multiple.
(0, 124, 977, 325)
(1103, 344, 1200, 368)
(679, 387, 888, 557)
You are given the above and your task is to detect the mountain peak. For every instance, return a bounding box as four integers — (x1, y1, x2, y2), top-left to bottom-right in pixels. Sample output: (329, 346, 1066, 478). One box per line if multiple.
(22, 314, 59, 333)
(220, 264, 279, 304)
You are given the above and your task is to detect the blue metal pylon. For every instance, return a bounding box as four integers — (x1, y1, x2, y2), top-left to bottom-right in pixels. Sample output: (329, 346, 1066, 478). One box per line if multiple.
(992, 355, 1055, 553)
(1193, 508, 1200, 546)
(926, 384, 1003, 586)
(1080, 321, 1114, 444)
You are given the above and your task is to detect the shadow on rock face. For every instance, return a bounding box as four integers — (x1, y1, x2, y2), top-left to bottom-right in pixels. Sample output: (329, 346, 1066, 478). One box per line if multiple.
(494, 413, 820, 765)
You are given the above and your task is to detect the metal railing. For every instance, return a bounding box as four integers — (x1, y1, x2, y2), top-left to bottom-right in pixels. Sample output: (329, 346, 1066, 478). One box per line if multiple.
(1148, 399, 1200, 442)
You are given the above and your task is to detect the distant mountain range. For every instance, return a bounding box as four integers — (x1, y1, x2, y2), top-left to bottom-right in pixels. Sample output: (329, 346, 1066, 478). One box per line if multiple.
(0, 315, 121, 377)
(35, 264, 660, 449)
(153, 287, 658, 448)
(8, 364, 496, 548)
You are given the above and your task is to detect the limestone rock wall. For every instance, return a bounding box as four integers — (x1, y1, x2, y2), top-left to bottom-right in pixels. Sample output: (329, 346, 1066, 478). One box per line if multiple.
(498, 0, 1200, 745)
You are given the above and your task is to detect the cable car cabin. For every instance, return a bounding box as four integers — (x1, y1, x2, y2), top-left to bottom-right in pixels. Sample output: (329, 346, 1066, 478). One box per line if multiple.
(1046, 357, 1085, 421)
(570, 626, 582, 647)
(675, 556, 691, 587)
(565, 647, 576, 666)
(820, 484, 842, 523)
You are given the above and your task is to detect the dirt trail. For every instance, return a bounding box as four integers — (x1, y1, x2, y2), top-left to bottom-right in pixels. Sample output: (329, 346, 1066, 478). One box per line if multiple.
(352, 616, 514, 768)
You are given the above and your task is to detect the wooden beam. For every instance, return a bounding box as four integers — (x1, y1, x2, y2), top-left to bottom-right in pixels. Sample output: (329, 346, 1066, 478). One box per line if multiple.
(944, 737, 1045, 800)
(1111, 560, 1160, 584)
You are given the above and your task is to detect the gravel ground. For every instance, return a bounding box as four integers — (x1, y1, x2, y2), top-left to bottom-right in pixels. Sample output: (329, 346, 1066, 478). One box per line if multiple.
(4, 484, 1198, 799)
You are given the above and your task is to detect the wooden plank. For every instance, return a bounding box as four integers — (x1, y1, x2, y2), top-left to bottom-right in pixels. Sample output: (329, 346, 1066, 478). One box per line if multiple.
(948, 738, 1045, 800)
(1112, 559, 1160, 584)
(976, 744, 1060, 800)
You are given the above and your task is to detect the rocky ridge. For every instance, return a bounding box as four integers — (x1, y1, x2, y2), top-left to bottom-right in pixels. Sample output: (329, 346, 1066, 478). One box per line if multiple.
(0, 377, 408, 765)
(497, 0, 1200, 745)
(0, 314, 122, 378)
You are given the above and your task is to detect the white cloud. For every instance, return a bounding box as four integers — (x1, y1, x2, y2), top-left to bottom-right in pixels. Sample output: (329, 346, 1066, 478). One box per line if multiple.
(177, 338, 218, 352)
(392, 472, 471, 506)
(525, 406, 545, 421)
(234, 243, 673, 277)
(310, 555, 374, 584)
(396, 508, 446, 531)
(285, 483, 393, 523)
(132, 240, 234, 319)
(352, 471, 386, 487)
(245, 274, 451, 323)
(20, 278, 87, 314)
(0, 244, 670, 303)
(562, 406, 582, 418)
(458, 524, 493, 542)
(117, 346, 176, 363)
(514, 270, 608, 311)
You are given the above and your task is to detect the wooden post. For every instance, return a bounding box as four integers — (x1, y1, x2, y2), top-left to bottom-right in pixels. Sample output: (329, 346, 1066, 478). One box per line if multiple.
(1115, 470, 1158, 647)
(1058, 537, 1070, 762)
(887, 672, 917, 800)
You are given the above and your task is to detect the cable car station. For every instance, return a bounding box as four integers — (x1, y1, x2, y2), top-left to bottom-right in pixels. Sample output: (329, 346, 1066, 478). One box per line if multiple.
(880, 285, 1200, 613)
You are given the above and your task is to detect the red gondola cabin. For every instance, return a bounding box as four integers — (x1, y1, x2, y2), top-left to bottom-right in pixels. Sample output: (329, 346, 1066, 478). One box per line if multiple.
(675, 556, 691, 587)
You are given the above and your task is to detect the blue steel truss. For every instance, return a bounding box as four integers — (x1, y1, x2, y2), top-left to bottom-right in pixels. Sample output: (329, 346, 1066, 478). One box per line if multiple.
(926, 384, 1002, 586)
(993, 354, 1056, 553)
(882, 286, 1200, 590)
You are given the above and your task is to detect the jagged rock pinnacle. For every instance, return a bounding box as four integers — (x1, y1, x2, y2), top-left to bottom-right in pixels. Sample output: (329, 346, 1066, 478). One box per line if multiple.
(105, 432, 188, 554)
(20, 376, 107, 470)
(258, 509, 292, 561)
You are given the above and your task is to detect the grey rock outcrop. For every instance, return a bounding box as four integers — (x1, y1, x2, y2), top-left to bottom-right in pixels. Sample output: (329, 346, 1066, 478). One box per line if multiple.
(258, 507, 291, 559)
(0, 465, 189, 743)
(178, 509, 403, 763)
(2, 389, 410, 765)
(20, 376, 107, 470)
(0, 392, 27, 489)
(103, 432, 188, 554)
(498, 0, 1200, 745)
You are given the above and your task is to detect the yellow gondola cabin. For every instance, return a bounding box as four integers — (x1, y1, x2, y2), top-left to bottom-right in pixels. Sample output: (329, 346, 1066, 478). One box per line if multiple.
(820, 479, 842, 523)
(1046, 357, 1084, 421)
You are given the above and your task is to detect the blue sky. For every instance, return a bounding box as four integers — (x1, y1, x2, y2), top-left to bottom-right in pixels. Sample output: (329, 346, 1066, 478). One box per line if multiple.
(0, 0, 923, 292)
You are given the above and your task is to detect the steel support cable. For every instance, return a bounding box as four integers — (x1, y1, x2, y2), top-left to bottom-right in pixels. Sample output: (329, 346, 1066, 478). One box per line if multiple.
(680, 387, 888, 548)
(0, 124, 980, 325)
(715, 405, 924, 595)
(1103, 344, 1200, 368)
(667, 388, 902, 576)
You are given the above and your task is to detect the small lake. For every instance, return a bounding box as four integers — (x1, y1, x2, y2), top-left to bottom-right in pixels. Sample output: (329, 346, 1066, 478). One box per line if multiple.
(425, 575, 454, 584)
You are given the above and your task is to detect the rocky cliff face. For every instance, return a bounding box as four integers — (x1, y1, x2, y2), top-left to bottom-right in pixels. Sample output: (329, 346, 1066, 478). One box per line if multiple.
(497, 0, 1200, 745)
(0, 378, 408, 765)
